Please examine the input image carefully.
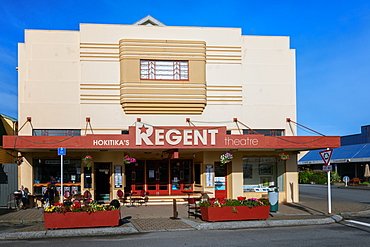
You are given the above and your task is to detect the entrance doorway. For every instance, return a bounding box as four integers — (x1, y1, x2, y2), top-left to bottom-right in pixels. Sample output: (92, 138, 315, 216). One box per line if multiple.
(170, 160, 192, 194)
(214, 162, 228, 198)
(95, 163, 111, 203)
(125, 160, 145, 193)
(124, 160, 194, 196)
(147, 160, 168, 195)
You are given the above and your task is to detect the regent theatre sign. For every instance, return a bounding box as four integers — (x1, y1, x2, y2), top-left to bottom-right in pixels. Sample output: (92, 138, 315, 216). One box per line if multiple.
(3, 124, 340, 150)
(91, 125, 261, 149)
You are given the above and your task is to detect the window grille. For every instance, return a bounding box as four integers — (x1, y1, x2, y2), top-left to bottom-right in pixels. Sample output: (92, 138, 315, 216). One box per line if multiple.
(140, 60, 189, 80)
(242, 129, 284, 136)
(33, 129, 81, 136)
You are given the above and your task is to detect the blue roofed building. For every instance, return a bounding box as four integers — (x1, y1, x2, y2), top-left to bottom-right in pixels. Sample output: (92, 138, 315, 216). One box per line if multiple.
(299, 125, 370, 180)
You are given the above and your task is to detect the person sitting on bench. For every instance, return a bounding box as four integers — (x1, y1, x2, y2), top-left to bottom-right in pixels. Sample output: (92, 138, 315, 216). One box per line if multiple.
(16, 185, 30, 209)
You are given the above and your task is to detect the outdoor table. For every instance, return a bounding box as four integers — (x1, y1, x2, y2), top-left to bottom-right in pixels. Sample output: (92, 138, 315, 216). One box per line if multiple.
(128, 191, 137, 207)
(197, 191, 212, 199)
(29, 194, 43, 208)
(181, 190, 194, 199)
(182, 190, 204, 202)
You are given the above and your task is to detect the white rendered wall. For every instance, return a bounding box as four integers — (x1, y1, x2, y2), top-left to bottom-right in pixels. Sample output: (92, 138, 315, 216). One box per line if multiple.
(18, 30, 80, 135)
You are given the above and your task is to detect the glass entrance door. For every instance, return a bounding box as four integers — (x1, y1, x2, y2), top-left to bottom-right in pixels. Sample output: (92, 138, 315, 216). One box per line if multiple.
(125, 160, 145, 193)
(95, 163, 111, 203)
(146, 160, 168, 195)
(214, 162, 228, 198)
(170, 160, 193, 194)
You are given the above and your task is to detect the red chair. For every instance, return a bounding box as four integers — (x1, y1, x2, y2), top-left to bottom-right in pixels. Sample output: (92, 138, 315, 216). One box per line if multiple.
(63, 191, 72, 205)
(133, 190, 148, 206)
(83, 190, 92, 204)
(187, 197, 200, 218)
(117, 189, 128, 206)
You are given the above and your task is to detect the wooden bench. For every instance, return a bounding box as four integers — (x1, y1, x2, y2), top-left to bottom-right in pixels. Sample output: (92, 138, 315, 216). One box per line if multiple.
(348, 178, 361, 186)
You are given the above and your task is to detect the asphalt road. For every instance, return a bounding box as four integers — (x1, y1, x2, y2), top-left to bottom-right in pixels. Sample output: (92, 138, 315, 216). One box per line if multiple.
(299, 184, 370, 205)
(1, 222, 369, 247)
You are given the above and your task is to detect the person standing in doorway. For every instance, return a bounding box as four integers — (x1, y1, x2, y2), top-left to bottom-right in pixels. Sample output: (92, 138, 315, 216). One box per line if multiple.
(41, 184, 55, 208)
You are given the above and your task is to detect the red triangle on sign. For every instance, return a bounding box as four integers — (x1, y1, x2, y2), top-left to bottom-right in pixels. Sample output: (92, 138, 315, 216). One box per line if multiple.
(319, 149, 333, 165)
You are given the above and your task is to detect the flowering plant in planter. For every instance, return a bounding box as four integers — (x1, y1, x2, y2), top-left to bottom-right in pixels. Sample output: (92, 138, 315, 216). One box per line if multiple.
(43, 202, 120, 229)
(198, 197, 270, 208)
(279, 153, 290, 160)
(82, 155, 93, 169)
(199, 197, 271, 221)
(44, 201, 118, 214)
(124, 154, 136, 165)
(220, 152, 233, 165)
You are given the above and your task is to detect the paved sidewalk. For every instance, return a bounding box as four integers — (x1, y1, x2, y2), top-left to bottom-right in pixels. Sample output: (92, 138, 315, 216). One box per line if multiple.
(0, 194, 369, 240)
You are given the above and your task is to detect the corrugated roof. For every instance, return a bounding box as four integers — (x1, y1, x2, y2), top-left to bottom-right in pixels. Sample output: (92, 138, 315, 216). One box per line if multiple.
(299, 143, 370, 164)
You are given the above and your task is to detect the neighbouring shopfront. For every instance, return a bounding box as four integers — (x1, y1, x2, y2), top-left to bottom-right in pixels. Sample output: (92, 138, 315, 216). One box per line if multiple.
(33, 159, 82, 195)
(299, 124, 370, 181)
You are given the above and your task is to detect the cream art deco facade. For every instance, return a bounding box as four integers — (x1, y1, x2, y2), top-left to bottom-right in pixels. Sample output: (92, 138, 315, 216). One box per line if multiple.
(3, 16, 340, 204)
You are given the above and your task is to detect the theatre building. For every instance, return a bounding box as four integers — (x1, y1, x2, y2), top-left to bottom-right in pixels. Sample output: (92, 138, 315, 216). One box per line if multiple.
(3, 16, 340, 204)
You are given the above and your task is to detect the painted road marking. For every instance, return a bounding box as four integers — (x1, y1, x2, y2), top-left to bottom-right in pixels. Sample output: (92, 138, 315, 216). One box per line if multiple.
(345, 220, 370, 228)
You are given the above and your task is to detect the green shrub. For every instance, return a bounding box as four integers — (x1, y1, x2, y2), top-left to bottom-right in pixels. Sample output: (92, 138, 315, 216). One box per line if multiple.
(330, 171, 341, 182)
(299, 170, 331, 184)
(311, 172, 327, 184)
(299, 171, 314, 184)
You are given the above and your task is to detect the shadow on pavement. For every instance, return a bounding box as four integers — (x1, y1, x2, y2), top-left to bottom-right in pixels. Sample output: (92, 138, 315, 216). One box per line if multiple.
(0, 208, 17, 216)
(281, 202, 326, 215)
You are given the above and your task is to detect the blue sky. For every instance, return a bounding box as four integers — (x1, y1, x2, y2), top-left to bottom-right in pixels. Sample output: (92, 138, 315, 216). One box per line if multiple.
(1, 0, 369, 136)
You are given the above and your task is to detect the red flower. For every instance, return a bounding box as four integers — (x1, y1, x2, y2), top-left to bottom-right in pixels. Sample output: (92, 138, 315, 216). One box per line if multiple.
(208, 198, 217, 204)
(71, 202, 81, 210)
(219, 199, 227, 205)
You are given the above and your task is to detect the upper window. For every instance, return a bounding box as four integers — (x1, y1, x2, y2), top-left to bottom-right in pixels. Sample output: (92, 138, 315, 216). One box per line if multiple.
(33, 129, 81, 136)
(242, 129, 284, 136)
(140, 60, 189, 80)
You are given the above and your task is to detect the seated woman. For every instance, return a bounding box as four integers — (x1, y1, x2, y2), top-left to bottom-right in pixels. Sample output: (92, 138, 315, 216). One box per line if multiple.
(15, 185, 30, 209)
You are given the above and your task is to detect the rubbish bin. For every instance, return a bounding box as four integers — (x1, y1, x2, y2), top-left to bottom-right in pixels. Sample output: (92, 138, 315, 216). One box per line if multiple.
(268, 187, 279, 212)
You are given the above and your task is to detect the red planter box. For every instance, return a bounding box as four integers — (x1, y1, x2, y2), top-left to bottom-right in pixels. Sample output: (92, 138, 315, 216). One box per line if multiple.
(44, 210, 120, 229)
(200, 205, 270, 222)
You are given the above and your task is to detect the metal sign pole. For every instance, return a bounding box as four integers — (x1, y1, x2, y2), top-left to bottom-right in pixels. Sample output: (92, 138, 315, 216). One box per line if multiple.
(319, 148, 333, 215)
(58, 148, 66, 204)
(61, 154, 64, 203)
(327, 161, 331, 214)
